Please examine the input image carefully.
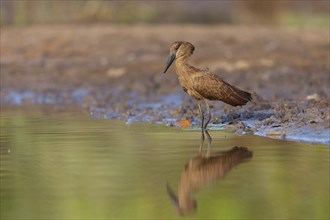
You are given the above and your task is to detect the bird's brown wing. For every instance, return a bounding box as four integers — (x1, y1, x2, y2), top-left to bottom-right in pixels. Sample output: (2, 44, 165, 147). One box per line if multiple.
(193, 73, 252, 106)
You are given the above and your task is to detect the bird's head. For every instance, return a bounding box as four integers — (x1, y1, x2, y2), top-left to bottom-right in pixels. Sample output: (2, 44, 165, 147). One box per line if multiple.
(163, 41, 195, 73)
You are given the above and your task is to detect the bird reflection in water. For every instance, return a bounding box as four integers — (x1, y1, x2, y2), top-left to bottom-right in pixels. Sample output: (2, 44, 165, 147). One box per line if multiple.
(166, 135, 253, 216)
(199, 129, 212, 155)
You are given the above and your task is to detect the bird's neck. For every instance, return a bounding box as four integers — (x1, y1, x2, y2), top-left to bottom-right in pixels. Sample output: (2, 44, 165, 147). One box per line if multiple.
(175, 56, 191, 75)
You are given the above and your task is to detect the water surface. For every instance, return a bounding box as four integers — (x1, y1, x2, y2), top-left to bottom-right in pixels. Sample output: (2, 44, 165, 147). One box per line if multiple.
(1, 108, 329, 219)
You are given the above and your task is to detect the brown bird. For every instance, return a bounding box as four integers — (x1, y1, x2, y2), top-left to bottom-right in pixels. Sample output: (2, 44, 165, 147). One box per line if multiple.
(163, 41, 252, 133)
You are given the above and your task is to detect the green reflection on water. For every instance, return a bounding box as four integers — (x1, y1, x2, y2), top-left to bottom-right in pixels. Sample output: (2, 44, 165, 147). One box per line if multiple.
(0, 109, 329, 219)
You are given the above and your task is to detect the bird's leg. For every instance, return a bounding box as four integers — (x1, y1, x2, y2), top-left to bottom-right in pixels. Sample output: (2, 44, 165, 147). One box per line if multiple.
(204, 129, 212, 154)
(197, 100, 205, 130)
(203, 100, 212, 130)
(199, 129, 205, 153)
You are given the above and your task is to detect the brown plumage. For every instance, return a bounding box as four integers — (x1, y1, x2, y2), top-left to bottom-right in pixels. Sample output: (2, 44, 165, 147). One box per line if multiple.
(163, 41, 252, 133)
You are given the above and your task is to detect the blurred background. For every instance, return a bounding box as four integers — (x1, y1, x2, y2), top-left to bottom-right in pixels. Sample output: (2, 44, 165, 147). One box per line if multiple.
(1, 0, 329, 27)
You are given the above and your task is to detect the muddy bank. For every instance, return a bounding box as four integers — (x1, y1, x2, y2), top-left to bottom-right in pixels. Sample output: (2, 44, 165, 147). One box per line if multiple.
(1, 25, 329, 145)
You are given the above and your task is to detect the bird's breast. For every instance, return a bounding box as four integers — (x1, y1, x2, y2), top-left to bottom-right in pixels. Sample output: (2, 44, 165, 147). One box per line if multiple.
(178, 76, 203, 100)
(175, 64, 204, 100)
(178, 75, 192, 92)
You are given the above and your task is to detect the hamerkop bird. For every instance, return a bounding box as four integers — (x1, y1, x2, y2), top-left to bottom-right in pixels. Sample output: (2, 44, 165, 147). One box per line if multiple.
(163, 41, 252, 131)
(166, 146, 253, 216)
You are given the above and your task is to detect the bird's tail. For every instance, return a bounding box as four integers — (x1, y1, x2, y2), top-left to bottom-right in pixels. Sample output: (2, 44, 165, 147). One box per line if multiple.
(224, 87, 252, 106)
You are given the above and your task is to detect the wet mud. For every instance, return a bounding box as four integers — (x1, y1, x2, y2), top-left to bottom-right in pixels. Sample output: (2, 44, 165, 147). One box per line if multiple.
(1, 25, 329, 144)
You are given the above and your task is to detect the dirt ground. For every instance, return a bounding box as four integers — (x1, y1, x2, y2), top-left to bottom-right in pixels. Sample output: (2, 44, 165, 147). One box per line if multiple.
(1, 25, 329, 144)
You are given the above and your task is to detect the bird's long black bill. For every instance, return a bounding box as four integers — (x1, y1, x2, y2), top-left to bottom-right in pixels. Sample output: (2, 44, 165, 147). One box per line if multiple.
(163, 53, 176, 73)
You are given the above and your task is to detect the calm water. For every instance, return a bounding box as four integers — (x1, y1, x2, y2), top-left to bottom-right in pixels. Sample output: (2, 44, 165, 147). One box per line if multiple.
(1, 109, 329, 219)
